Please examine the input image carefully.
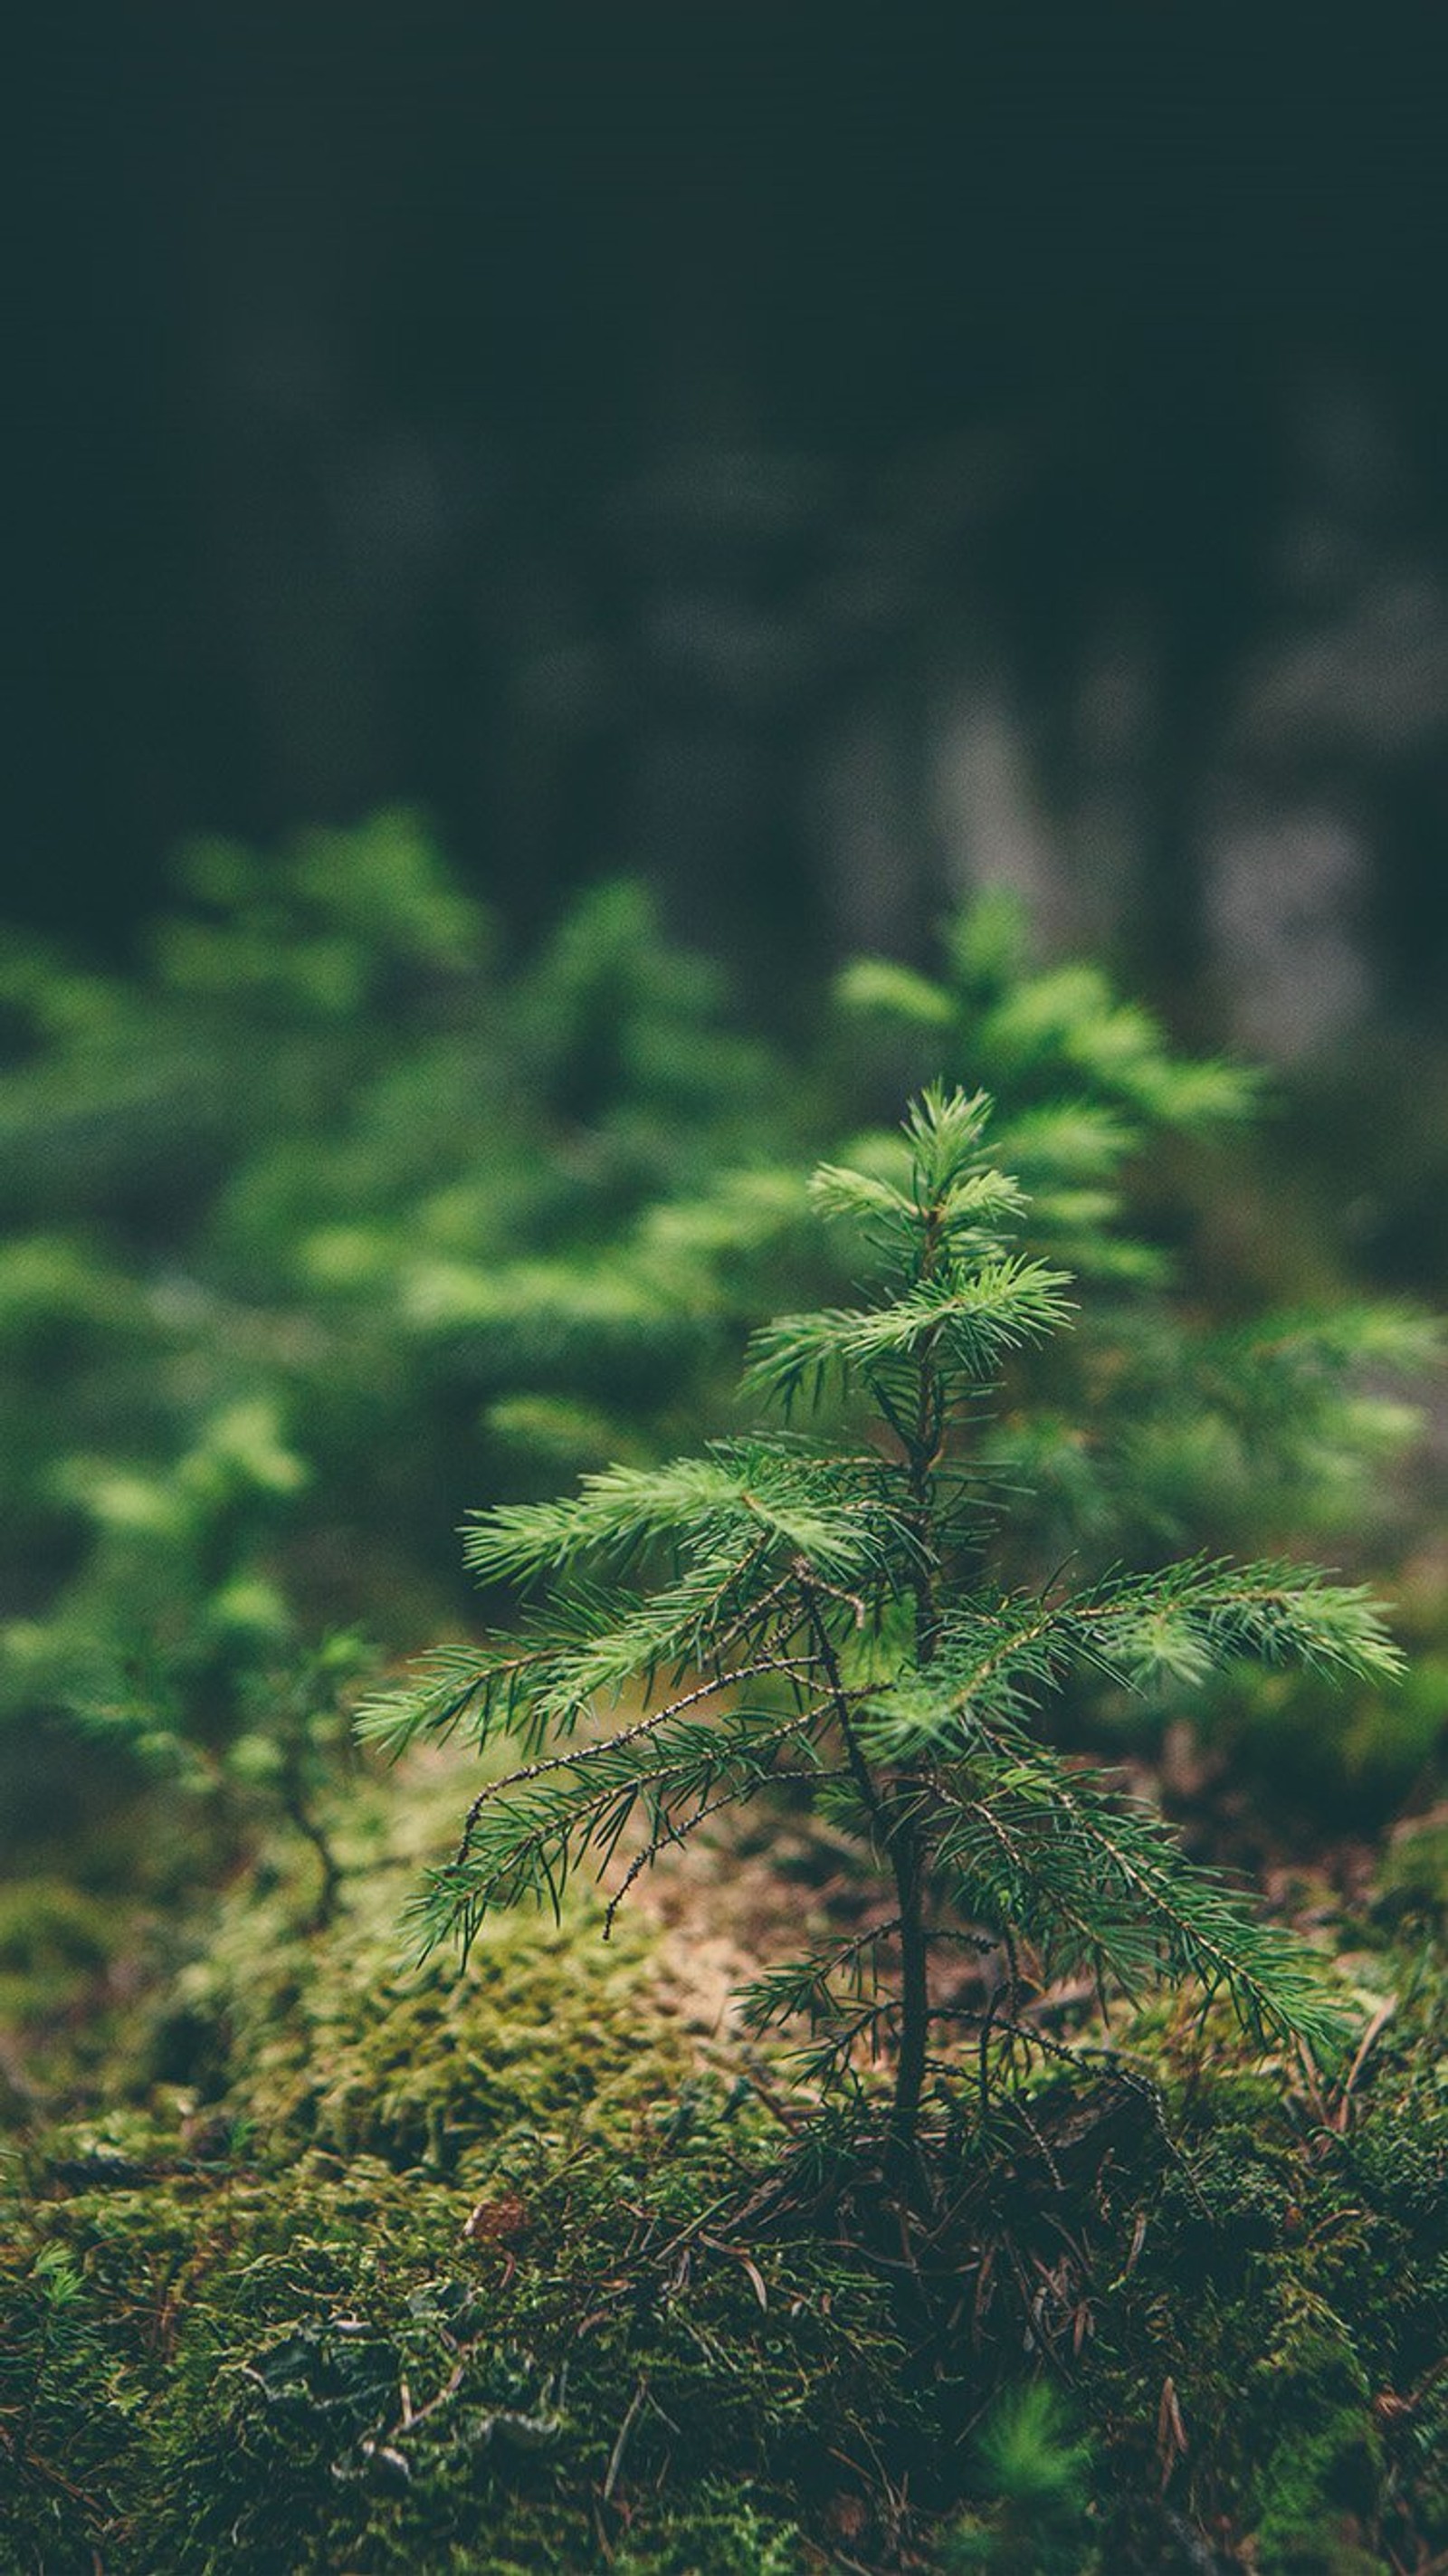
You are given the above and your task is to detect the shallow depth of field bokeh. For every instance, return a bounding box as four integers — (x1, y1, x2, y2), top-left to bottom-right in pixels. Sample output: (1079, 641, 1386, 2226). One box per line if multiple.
(5, 24, 1448, 2574)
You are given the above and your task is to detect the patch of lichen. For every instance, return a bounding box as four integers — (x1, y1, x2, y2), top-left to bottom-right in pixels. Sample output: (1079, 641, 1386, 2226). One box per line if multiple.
(4, 1789, 1448, 2572)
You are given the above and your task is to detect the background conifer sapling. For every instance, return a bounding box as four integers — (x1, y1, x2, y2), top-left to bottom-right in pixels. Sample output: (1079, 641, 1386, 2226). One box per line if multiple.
(367, 1089, 1402, 2177)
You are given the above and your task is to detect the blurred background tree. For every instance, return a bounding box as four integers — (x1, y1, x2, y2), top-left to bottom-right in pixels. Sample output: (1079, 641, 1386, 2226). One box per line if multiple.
(11, 12, 1448, 1096)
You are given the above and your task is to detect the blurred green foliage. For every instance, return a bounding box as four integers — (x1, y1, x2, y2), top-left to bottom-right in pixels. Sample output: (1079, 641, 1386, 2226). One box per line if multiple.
(0, 818, 793, 1857)
(833, 887, 1438, 1570)
(0, 815, 1439, 1868)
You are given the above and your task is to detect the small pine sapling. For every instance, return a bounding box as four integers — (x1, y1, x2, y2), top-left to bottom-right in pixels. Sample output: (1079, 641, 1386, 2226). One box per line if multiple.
(942, 2382, 1094, 2573)
(366, 1090, 1401, 2175)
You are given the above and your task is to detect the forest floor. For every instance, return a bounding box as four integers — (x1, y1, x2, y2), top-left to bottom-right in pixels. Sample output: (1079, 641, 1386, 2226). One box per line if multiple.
(3, 1729, 1447, 2575)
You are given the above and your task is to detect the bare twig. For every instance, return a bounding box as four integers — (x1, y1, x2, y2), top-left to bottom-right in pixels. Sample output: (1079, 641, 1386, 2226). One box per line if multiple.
(602, 2375, 650, 2505)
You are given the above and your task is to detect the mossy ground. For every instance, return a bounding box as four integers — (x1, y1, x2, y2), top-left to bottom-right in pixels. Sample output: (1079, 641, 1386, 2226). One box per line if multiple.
(3, 1763, 1446, 2573)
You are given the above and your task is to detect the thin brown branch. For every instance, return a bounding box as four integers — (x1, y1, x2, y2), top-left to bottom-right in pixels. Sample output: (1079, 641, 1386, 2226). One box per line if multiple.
(454, 1654, 817, 1861)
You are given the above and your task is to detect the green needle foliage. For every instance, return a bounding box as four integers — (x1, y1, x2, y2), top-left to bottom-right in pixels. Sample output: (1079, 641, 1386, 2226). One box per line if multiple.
(834, 890, 1441, 1573)
(369, 1088, 1401, 2173)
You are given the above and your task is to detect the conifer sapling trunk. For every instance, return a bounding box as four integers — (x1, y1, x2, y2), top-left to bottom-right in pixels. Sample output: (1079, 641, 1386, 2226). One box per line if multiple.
(365, 1090, 1401, 2170)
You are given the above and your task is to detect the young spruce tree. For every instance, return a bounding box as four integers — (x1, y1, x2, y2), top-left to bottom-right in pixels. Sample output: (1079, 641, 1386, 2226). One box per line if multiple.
(367, 1089, 1400, 2174)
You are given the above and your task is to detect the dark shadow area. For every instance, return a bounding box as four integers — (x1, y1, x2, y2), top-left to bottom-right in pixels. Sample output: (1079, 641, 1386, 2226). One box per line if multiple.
(11, 12, 1448, 1038)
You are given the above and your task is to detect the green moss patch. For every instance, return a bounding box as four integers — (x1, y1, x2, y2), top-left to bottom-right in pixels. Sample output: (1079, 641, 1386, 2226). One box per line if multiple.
(4, 1782, 1448, 2571)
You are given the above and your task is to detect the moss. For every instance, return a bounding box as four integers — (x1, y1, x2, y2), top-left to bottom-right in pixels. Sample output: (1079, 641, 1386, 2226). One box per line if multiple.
(0, 1779, 917, 2572)
(1243, 2295, 1382, 2572)
(1076, 1954, 1448, 2574)
(5, 1769, 1448, 2571)
(2, 2104, 906, 2571)
(176, 1893, 690, 2179)
(612, 2490, 805, 2572)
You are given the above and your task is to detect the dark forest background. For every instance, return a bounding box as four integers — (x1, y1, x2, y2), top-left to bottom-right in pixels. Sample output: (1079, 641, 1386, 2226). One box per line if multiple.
(11, 12, 1448, 1050)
